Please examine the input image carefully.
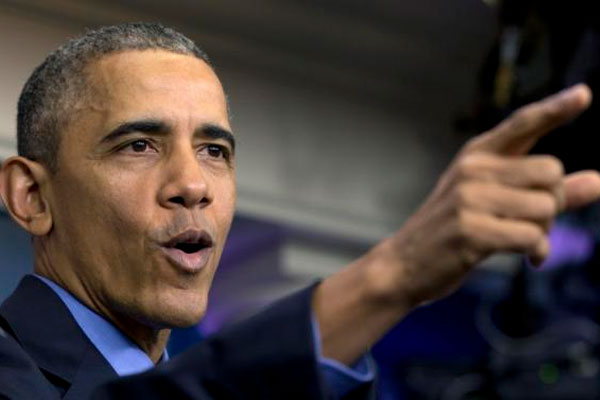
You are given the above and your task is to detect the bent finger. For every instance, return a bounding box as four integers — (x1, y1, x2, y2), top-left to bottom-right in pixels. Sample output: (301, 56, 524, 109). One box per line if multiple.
(564, 170, 600, 210)
(458, 182, 559, 222)
(454, 153, 565, 189)
(461, 210, 547, 259)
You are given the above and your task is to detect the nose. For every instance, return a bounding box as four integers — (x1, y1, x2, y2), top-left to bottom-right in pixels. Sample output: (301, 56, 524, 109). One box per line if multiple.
(158, 148, 212, 209)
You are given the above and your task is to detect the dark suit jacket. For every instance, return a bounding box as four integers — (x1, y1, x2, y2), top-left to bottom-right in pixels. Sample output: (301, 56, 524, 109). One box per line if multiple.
(0, 325, 61, 399)
(0, 276, 374, 399)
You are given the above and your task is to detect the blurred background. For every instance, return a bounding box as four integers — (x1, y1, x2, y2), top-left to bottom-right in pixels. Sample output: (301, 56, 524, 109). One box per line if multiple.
(3, 0, 600, 398)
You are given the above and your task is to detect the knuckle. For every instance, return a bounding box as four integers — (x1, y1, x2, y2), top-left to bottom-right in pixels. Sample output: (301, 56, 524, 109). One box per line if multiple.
(462, 136, 485, 153)
(455, 154, 485, 180)
(456, 209, 474, 238)
(455, 157, 473, 180)
(456, 211, 486, 250)
(509, 106, 535, 131)
(538, 193, 558, 217)
(454, 182, 475, 208)
(539, 100, 562, 122)
(537, 155, 564, 183)
(522, 225, 544, 248)
(527, 98, 559, 121)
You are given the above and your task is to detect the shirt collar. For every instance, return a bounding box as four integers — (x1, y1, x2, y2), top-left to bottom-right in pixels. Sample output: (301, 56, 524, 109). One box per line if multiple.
(33, 274, 168, 376)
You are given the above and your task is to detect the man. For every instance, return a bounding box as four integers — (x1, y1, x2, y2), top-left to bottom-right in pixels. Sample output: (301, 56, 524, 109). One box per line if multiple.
(1, 22, 599, 399)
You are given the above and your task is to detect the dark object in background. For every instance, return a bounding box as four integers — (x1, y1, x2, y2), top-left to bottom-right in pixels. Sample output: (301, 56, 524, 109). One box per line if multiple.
(457, 0, 600, 174)
(450, 11, 600, 396)
(379, 260, 600, 400)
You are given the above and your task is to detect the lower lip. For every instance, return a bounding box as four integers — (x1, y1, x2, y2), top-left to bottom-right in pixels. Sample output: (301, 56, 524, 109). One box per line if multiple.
(160, 246, 213, 274)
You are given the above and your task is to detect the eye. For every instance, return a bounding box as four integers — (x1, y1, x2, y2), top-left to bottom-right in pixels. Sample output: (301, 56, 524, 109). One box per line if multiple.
(121, 139, 156, 154)
(130, 140, 150, 152)
(201, 144, 230, 160)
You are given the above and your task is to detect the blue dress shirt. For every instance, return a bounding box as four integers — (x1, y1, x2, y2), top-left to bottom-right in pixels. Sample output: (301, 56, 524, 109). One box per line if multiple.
(35, 275, 374, 398)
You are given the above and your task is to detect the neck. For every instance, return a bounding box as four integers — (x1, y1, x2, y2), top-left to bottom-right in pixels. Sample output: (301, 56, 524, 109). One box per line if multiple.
(34, 244, 171, 363)
(108, 317, 171, 363)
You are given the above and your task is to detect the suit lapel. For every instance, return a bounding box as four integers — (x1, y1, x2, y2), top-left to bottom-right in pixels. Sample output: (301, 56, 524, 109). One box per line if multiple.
(0, 275, 118, 398)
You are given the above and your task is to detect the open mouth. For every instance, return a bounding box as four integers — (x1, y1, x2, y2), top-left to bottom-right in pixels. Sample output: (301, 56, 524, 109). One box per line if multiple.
(161, 230, 214, 272)
(172, 241, 210, 254)
(164, 230, 213, 253)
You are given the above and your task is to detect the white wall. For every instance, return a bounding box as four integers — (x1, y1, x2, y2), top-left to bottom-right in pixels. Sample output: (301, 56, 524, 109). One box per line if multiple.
(0, 10, 76, 159)
(226, 68, 436, 240)
(0, 5, 482, 240)
(0, 2, 497, 284)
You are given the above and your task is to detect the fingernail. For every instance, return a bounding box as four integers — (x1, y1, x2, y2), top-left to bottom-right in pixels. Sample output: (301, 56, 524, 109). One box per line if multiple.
(555, 84, 592, 107)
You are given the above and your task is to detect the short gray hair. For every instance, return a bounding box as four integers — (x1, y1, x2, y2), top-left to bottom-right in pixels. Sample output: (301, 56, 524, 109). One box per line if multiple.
(17, 22, 211, 172)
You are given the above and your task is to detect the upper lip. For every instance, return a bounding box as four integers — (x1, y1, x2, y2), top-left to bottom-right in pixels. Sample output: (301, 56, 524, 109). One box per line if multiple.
(162, 229, 214, 249)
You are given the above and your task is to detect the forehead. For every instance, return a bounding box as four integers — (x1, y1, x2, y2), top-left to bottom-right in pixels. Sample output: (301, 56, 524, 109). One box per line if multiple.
(81, 49, 229, 127)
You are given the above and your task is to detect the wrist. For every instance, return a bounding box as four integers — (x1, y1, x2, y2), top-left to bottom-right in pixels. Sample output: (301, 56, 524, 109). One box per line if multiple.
(312, 238, 418, 365)
(362, 236, 423, 311)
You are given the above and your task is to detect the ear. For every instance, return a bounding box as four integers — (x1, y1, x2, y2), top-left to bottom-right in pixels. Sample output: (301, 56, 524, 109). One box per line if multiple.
(0, 156, 53, 236)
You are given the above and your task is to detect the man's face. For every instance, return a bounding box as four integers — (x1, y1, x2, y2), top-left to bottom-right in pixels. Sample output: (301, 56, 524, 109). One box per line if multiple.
(44, 49, 235, 328)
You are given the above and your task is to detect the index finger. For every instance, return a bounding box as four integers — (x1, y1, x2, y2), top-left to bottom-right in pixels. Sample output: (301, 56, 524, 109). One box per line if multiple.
(464, 84, 592, 156)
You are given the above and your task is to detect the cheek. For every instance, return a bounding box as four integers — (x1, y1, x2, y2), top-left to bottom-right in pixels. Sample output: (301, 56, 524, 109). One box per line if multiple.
(98, 169, 156, 226)
(214, 180, 236, 236)
(55, 167, 155, 250)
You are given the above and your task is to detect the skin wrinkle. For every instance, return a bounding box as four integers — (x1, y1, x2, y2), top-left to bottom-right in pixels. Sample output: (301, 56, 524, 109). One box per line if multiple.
(29, 49, 236, 361)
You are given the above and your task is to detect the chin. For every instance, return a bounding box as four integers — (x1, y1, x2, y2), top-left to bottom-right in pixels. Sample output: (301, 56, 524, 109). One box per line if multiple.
(146, 291, 209, 329)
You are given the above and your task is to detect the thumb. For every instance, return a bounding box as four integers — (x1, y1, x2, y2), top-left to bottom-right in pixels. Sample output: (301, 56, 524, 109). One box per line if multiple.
(564, 170, 600, 210)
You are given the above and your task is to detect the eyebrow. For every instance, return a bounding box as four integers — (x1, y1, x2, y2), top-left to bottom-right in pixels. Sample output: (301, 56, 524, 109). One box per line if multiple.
(102, 119, 236, 152)
(201, 124, 236, 152)
(102, 119, 168, 143)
